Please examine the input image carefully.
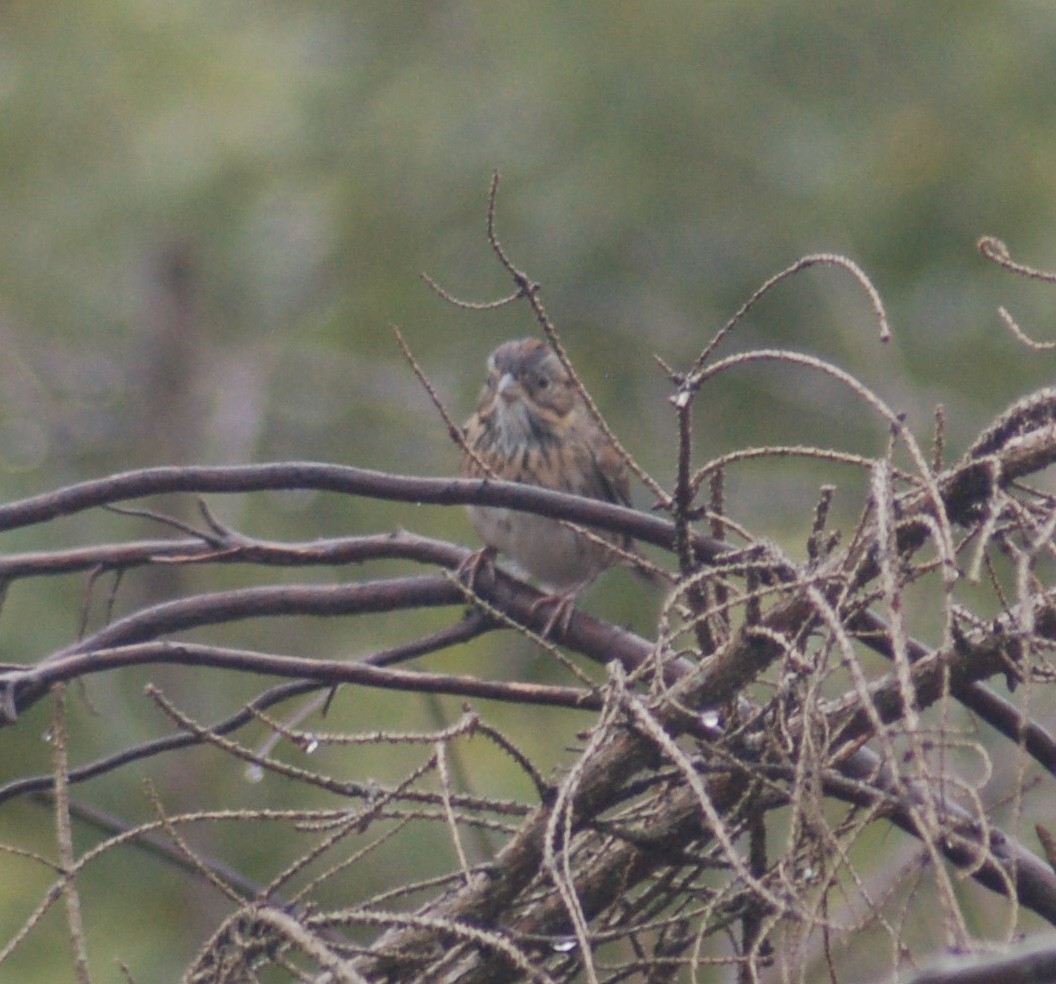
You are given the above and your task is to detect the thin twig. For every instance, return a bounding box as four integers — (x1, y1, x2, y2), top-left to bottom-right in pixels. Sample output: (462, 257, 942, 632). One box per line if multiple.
(50, 685, 91, 984)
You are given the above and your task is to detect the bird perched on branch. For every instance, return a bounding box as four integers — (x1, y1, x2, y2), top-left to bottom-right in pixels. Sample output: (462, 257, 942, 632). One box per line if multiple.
(461, 337, 650, 629)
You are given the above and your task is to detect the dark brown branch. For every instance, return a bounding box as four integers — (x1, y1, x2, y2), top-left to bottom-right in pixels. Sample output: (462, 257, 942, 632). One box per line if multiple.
(846, 608, 1056, 776)
(837, 747, 1056, 926)
(0, 406, 1049, 576)
(1, 562, 655, 725)
(7, 640, 602, 714)
(904, 942, 1056, 984)
(4, 380, 1056, 980)
(351, 649, 1056, 982)
(0, 612, 494, 805)
(30, 792, 272, 903)
(0, 679, 320, 805)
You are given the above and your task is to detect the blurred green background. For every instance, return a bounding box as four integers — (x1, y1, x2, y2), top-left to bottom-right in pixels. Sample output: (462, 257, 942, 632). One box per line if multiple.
(2, 2, 1056, 980)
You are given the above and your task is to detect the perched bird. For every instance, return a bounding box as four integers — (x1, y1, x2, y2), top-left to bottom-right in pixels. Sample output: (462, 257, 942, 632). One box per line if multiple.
(460, 337, 646, 626)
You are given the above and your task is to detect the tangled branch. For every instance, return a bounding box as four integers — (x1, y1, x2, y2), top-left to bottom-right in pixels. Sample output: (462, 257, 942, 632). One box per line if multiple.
(4, 214, 1056, 983)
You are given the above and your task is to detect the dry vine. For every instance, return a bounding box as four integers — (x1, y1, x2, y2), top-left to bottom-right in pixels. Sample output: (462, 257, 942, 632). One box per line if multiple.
(2, 188, 1056, 983)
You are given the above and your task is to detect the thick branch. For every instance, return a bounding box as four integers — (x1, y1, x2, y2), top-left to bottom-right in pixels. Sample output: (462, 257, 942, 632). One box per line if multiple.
(1, 561, 654, 725)
(0, 463, 724, 559)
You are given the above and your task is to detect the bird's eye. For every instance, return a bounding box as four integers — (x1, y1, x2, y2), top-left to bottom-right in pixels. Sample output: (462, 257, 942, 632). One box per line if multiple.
(534, 375, 549, 390)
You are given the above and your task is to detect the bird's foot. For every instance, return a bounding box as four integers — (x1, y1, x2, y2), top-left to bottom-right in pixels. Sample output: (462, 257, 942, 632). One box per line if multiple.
(456, 546, 498, 592)
(529, 588, 581, 639)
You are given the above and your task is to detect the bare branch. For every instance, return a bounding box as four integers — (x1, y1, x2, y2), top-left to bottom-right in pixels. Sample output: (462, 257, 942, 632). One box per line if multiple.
(9, 222, 1056, 982)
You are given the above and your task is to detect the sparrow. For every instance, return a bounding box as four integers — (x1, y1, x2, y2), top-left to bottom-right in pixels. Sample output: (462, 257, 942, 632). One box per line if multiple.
(461, 337, 647, 627)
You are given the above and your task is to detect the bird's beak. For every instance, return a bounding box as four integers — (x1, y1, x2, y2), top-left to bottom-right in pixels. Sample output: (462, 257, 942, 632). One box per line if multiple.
(497, 372, 519, 403)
